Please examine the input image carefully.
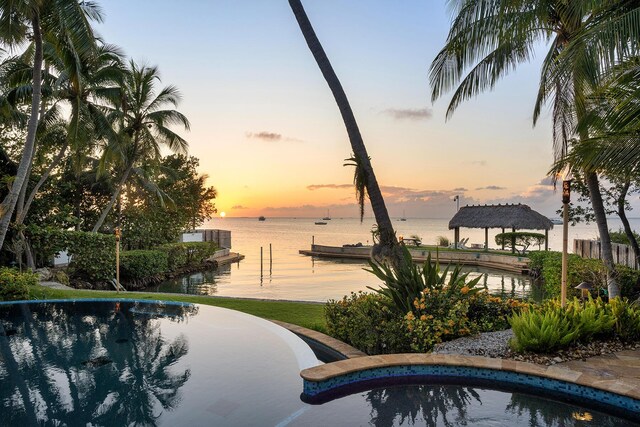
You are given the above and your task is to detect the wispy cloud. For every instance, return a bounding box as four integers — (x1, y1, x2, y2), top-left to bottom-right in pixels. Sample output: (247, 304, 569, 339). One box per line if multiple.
(383, 108, 433, 121)
(471, 160, 487, 166)
(231, 205, 248, 209)
(246, 131, 302, 142)
(476, 185, 506, 191)
(307, 184, 353, 191)
(453, 187, 468, 192)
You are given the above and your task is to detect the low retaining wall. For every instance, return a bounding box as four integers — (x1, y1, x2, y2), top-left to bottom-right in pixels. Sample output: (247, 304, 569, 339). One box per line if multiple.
(299, 244, 529, 274)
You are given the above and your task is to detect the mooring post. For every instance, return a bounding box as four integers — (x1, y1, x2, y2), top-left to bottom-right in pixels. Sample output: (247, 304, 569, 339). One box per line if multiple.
(260, 246, 263, 282)
(269, 243, 273, 274)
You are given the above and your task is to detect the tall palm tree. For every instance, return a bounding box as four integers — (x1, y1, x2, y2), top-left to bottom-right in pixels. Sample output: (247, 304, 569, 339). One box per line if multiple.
(92, 60, 189, 232)
(430, 0, 640, 298)
(287, 0, 401, 265)
(0, 0, 102, 251)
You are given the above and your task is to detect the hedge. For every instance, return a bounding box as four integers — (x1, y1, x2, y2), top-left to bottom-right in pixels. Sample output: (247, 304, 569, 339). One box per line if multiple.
(0, 268, 38, 301)
(158, 242, 218, 270)
(120, 250, 169, 281)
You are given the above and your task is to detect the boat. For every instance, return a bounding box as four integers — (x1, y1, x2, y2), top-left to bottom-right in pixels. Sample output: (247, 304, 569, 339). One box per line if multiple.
(315, 221, 327, 225)
(400, 210, 407, 221)
(322, 209, 331, 220)
(258, 216, 266, 221)
(549, 218, 562, 225)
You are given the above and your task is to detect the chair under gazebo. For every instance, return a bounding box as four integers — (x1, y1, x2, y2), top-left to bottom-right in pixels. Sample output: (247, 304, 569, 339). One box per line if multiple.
(448, 203, 554, 253)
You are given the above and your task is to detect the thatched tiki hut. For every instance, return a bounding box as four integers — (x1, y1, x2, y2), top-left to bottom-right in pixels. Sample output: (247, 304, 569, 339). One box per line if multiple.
(449, 204, 554, 253)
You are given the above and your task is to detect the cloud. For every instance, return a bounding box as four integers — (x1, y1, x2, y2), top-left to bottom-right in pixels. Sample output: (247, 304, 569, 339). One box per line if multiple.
(471, 160, 487, 166)
(538, 176, 555, 186)
(246, 131, 303, 142)
(383, 108, 433, 121)
(246, 131, 282, 141)
(452, 187, 468, 192)
(231, 205, 248, 209)
(476, 185, 506, 191)
(307, 184, 352, 191)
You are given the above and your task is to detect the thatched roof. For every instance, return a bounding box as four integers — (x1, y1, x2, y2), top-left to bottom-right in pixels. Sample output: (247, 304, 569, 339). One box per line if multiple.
(448, 204, 553, 230)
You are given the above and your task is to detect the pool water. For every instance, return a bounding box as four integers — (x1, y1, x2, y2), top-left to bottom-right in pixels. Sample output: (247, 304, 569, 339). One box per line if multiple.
(0, 300, 637, 426)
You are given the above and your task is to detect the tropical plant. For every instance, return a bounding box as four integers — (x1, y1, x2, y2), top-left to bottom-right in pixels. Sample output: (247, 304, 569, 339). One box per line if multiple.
(509, 304, 579, 353)
(0, 0, 102, 251)
(0, 267, 37, 301)
(367, 247, 482, 315)
(436, 235, 450, 247)
(430, 0, 640, 298)
(92, 60, 190, 232)
(288, 0, 401, 266)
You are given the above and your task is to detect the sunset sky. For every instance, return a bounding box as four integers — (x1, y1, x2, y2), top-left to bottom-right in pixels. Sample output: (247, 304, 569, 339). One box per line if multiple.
(97, 0, 576, 219)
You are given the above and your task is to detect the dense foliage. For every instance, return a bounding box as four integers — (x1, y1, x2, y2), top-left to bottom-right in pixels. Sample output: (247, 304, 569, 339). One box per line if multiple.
(494, 232, 546, 254)
(528, 251, 640, 299)
(158, 242, 218, 271)
(510, 297, 640, 353)
(0, 268, 38, 301)
(120, 250, 169, 281)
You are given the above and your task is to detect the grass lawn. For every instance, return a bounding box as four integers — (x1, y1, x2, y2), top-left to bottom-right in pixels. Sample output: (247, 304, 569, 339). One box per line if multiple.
(28, 286, 327, 332)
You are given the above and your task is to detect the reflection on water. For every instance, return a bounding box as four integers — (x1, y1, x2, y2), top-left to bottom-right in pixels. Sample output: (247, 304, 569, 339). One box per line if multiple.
(0, 302, 196, 426)
(149, 258, 533, 302)
(294, 384, 639, 426)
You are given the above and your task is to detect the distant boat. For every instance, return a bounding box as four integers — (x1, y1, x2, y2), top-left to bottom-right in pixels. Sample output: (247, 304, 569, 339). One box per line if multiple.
(258, 216, 266, 221)
(549, 218, 562, 225)
(322, 209, 331, 220)
(315, 221, 327, 225)
(400, 210, 407, 221)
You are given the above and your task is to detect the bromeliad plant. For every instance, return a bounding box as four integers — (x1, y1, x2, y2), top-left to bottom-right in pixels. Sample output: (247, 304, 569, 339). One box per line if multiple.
(366, 248, 482, 315)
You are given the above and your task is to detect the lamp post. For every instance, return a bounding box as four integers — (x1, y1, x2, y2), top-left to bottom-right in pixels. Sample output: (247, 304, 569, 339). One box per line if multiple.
(453, 195, 460, 212)
(115, 227, 121, 294)
(561, 178, 572, 307)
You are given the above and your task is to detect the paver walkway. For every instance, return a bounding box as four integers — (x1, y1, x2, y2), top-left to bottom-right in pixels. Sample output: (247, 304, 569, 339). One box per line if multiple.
(559, 349, 640, 389)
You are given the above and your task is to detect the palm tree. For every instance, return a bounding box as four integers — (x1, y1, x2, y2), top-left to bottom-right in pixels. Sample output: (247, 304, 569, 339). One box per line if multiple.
(92, 60, 189, 232)
(0, 0, 102, 251)
(287, 0, 401, 265)
(429, 1, 640, 298)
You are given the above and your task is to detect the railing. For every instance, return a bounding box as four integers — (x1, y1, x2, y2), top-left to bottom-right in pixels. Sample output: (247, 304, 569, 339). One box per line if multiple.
(574, 239, 638, 269)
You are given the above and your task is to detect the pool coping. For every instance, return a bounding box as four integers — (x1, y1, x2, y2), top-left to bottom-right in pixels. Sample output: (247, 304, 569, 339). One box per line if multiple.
(300, 353, 640, 402)
(270, 320, 367, 359)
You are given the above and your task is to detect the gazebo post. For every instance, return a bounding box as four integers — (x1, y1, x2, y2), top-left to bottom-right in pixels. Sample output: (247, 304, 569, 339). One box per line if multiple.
(454, 227, 459, 250)
(511, 227, 516, 254)
(501, 227, 505, 250)
(545, 229, 549, 251)
(484, 227, 488, 251)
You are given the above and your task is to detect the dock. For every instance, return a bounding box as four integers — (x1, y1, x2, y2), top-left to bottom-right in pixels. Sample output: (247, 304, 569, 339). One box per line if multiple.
(299, 244, 529, 274)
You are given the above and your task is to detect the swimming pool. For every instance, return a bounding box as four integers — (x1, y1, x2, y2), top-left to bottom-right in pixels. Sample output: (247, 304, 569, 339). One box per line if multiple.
(0, 300, 638, 426)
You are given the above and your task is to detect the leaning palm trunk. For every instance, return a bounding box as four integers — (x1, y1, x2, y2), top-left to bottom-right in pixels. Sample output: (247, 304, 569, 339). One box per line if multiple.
(0, 17, 43, 252)
(585, 172, 619, 298)
(288, 0, 401, 265)
(616, 179, 640, 265)
(92, 163, 133, 232)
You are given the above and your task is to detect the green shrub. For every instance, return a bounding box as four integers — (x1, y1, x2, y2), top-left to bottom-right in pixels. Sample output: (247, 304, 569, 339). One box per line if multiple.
(436, 236, 450, 247)
(27, 226, 116, 283)
(509, 303, 579, 352)
(617, 266, 640, 299)
(609, 229, 640, 245)
(325, 292, 410, 354)
(467, 293, 528, 332)
(0, 268, 37, 301)
(367, 248, 482, 315)
(495, 232, 546, 254)
(527, 251, 605, 299)
(158, 242, 218, 271)
(53, 270, 70, 286)
(120, 250, 169, 281)
(610, 297, 640, 342)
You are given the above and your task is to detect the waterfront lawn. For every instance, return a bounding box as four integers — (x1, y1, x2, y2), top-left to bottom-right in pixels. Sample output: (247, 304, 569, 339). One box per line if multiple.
(412, 245, 527, 257)
(28, 286, 327, 332)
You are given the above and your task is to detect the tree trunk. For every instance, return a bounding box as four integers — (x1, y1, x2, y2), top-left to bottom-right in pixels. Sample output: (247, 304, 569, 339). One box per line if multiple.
(616, 178, 640, 265)
(585, 172, 619, 298)
(287, 0, 400, 265)
(0, 15, 43, 251)
(17, 143, 68, 225)
(92, 164, 133, 232)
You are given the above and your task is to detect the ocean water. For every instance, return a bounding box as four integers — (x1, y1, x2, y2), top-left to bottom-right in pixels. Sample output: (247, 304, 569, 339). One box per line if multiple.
(149, 217, 640, 302)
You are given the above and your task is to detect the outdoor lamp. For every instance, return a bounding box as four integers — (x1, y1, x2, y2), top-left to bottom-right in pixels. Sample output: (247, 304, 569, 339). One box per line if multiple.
(575, 282, 594, 300)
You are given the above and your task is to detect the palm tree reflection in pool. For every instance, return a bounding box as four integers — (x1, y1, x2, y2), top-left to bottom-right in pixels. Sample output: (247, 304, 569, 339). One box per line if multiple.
(0, 302, 197, 426)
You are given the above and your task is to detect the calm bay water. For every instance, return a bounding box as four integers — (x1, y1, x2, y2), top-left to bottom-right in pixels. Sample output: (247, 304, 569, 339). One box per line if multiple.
(149, 217, 640, 302)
